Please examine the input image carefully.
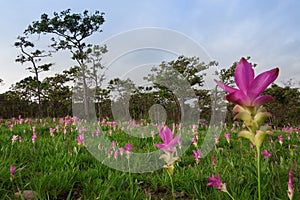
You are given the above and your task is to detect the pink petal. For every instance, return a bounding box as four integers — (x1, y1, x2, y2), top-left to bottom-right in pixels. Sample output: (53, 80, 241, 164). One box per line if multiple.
(249, 68, 279, 98)
(234, 58, 254, 92)
(252, 95, 274, 106)
(155, 144, 165, 149)
(159, 126, 173, 144)
(226, 90, 251, 106)
(214, 80, 238, 93)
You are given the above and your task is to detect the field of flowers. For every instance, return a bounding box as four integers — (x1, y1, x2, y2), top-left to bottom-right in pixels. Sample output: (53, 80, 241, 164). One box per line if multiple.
(0, 116, 299, 200)
(1, 58, 299, 200)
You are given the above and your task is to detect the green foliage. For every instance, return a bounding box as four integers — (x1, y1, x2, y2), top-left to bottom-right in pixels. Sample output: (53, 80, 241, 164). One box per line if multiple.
(264, 84, 300, 126)
(0, 118, 299, 199)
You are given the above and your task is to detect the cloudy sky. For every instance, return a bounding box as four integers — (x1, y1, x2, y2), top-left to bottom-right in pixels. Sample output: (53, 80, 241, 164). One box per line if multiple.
(0, 0, 299, 93)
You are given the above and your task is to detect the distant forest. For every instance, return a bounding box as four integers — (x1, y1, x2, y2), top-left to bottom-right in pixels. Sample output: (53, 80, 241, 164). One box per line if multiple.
(0, 9, 299, 127)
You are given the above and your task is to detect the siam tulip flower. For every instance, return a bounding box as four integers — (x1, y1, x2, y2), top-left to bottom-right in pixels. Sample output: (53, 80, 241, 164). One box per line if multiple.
(112, 141, 117, 149)
(155, 126, 181, 175)
(106, 148, 112, 158)
(261, 150, 272, 159)
(114, 150, 119, 159)
(76, 133, 84, 146)
(150, 130, 155, 139)
(214, 134, 219, 145)
(191, 137, 197, 148)
(215, 57, 279, 108)
(192, 124, 198, 132)
(119, 147, 125, 156)
(155, 126, 181, 154)
(225, 133, 231, 144)
(12, 135, 18, 145)
(8, 124, 13, 131)
(287, 170, 293, 200)
(32, 134, 37, 143)
(195, 132, 199, 140)
(19, 136, 23, 143)
(278, 135, 283, 146)
(212, 155, 216, 169)
(49, 128, 55, 137)
(65, 119, 70, 126)
(215, 58, 280, 200)
(124, 143, 133, 152)
(10, 165, 16, 181)
(207, 174, 227, 192)
(192, 149, 200, 164)
(96, 129, 100, 136)
(124, 143, 133, 159)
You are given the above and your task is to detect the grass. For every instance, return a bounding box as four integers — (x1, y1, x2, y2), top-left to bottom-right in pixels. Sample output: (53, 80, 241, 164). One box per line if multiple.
(0, 117, 299, 199)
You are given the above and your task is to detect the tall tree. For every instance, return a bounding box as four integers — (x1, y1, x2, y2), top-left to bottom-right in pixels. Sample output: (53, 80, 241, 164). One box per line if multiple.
(145, 55, 216, 121)
(24, 9, 105, 118)
(86, 45, 108, 117)
(14, 36, 53, 117)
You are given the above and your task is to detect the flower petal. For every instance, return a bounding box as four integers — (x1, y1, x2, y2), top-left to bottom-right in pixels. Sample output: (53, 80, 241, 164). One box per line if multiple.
(252, 95, 274, 106)
(226, 90, 250, 106)
(249, 68, 279, 98)
(214, 80, 238, 93)
(234, 58, 254, 92)
(159, 126, 173, 144)
(238, 130, 255, 144)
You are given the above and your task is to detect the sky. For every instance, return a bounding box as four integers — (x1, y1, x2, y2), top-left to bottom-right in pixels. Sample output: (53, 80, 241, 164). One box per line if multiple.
(0, 0, 300, 93)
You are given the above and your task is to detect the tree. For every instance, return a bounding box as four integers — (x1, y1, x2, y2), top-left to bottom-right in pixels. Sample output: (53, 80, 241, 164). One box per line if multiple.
(86, 45, 108, 117)
(145, 55, 216, 122)
(14, 36, 53, 117)
(264, 84, 300, 126)
(108, 78, 136, 121)
(41, 68, 76, 117)
(24, 9, 105, 118)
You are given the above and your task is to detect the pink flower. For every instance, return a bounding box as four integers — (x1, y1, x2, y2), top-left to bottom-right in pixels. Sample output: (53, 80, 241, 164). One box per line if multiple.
(278, 135, 283, 145)
(215, 57, 279, 107)
(12, 135, 18, 144)
(207, 173, 227, 192)
(261, 150, 272, 159)
(10, 165, 16, 176)
(214, 134, 219, 144)
(112, 141, 117, 149)
(212, 155, 216, 168)
(192, 149, 200, 164)
(10, 165, 16, 181)
(225, 133, 231, 143)
(287, 170, 293, 200)
(114, 150, 119, 159)
(119, 147, 125, 155)
(155, 126, 181, 153)
(191, 137, 197, 147)
(32, 134, 37, 143)
(76, 134, 84, 146)
(8, 125, 13, 131)
(124, 143, 133, 152)
(49, 128, 55, 137)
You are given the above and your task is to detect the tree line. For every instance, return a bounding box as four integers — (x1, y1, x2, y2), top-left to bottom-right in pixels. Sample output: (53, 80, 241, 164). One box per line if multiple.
(0, 9, 299, 127)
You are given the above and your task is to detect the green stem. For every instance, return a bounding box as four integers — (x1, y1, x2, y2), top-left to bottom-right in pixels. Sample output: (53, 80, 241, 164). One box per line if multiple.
(256, 146, 261, 200)
(225, 191, 235, 200)
(127, 158, 134, 198)
(168, 172, 175, 200)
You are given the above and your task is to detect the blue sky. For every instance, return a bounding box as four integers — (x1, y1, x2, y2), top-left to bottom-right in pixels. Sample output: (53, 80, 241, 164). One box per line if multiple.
(0, 0, 299, 92)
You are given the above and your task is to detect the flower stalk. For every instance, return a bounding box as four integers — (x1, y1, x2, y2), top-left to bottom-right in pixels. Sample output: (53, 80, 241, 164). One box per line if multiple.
(215, 57, 279, 200)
